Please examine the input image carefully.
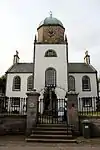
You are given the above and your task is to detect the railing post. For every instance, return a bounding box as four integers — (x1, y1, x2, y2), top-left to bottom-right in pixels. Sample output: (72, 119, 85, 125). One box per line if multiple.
(8, 97, 11, 113)
(26, 89, 40, 136)
(19, 98, 22, 114)
(66, 91, 79, 135)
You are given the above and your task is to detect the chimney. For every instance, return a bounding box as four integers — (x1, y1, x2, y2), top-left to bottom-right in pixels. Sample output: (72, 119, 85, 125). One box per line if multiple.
(84, 50, 90, 64)
(13, 50, 20, 65)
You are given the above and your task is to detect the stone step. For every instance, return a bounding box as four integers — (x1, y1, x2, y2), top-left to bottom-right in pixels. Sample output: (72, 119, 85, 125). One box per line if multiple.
(35, 126, 72, 132)
(25, 138, 77, 143)
(32, 130, 72, 135)
(37, 123, 68, 127)
(30, 134, 73, 139)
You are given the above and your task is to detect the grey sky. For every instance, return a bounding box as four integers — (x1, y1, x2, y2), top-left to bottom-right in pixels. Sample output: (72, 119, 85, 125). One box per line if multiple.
(0, 0, 100, 76)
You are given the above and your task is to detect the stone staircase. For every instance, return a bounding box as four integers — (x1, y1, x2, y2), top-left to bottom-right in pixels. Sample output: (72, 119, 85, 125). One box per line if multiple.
(26, 124, 77, 143)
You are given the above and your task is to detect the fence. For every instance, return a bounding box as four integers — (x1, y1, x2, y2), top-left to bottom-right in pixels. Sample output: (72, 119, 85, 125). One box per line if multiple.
(78, 97, 100, 116)
(0, 96, 27, 115)
(37, 98, 67, 124)
(0, 96, 100, 116)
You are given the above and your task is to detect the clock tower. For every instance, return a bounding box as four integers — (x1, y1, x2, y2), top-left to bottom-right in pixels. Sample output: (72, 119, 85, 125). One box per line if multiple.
(34, 13, 68, 99)
(37, 13, 65, 44)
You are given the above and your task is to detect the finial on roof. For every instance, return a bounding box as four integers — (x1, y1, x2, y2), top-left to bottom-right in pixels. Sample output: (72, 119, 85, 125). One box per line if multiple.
(49, 11, 52, 18)
(84, 49, 90, 64)
(85, 50, 88, 56)
(16, 50, 19, 56)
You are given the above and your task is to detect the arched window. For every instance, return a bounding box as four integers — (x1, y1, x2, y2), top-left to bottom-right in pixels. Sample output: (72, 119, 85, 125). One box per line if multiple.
(82, 76, 91, 91)
(13, 76, 21, 91)
(45, 68, 56, 87)
(68, 75, 75, 91)
(45, 49, 57, 57)
(27, 75, 33, 91)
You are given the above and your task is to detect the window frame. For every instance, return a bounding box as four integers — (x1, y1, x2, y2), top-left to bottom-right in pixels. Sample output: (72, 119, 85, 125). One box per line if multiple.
(44, 49, 57, 57)
(10, 97, 20, 107)
(82, 75, 91, 91)
(27, 75, 33, 91)
(45, 67, 56, 87)
(82, 97, 92, 107)
(12, 76, 21, 91)
(68, 75, 75, 91)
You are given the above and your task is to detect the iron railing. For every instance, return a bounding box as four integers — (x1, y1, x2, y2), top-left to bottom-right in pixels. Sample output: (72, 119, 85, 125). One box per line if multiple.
(78, 97, 100, 116)
(37, 99, 68, 124)
(0, 96, 100, 117)
(0, 96, 27, 115)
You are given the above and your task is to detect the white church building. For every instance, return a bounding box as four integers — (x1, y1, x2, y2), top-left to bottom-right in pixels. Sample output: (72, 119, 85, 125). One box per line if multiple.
(5, 14, 98, 112)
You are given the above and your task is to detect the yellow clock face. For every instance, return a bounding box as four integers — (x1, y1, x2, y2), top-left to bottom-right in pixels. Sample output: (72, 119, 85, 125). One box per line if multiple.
(48, 26, 55, 37)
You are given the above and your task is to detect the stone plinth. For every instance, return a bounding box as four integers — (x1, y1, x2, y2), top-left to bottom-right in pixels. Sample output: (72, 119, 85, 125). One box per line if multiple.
(26, 89, 40, 136)
(66, 91, 79, 132)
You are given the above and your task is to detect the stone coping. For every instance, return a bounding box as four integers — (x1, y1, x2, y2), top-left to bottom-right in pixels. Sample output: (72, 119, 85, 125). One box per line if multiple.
(66, 91, 79, 95)
(0, 114, 27, 118)
(79, 115, 100, 119)
(26, 89, 40, 96)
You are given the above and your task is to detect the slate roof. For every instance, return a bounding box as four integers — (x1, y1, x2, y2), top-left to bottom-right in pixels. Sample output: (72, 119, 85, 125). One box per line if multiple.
(6, 63, 33, 73)
(6, 62, 97, 73)
(68, 63, 97, 73)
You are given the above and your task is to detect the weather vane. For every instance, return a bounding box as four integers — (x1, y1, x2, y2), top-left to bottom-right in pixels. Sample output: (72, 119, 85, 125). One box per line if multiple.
(49, 11, 52, 17)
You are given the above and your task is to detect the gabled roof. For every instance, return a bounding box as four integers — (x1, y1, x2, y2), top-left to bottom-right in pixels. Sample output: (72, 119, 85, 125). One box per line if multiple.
(68, 63, 97, 73)
(6, 62, 97, 74)
(6, 63, 33, 73)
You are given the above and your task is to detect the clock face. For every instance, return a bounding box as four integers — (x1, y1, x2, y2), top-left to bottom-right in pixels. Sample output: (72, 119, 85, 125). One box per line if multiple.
(48, 26, 55, 37)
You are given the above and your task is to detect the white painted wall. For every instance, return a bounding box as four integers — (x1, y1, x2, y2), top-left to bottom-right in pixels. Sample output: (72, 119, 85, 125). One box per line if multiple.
(6, 73, 32, 98)
(69, 73, 97, 97)
(34, 44, 68, 99)
(69, 73, 97, 111)
(5, 67, 98, 112)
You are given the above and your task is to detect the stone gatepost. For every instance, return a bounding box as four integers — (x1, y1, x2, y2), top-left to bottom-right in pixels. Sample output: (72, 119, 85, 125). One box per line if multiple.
(66, 91, 79, 134)
(26, 89, 40, 136)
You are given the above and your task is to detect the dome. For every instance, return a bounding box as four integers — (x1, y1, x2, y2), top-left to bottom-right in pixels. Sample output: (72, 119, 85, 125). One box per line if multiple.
(38, 13, 64, 29)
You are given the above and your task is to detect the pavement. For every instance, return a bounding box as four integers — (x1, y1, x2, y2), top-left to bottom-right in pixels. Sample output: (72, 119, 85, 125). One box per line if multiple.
(0, 135, 100, 150)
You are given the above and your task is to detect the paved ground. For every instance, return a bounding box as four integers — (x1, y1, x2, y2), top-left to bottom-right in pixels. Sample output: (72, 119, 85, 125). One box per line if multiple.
(0, 135, 100, 150)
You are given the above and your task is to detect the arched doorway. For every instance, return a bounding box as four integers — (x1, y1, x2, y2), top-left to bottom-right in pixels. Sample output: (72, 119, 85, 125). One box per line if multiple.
(44, 67, 57, 117)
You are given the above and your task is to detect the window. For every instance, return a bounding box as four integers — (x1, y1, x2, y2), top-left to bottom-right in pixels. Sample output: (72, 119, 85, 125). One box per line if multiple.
(68, 75, 75, 91)
(11, 97, 20, 107)
(13, 76, 21, 91)
(82, 97, 92, 107)
(45, 68, 56, 87)
(45, 49, 57, 57)
(10, 97, 20, 114)
(27, 75, 33, 91)
(82, 76, 91, 91)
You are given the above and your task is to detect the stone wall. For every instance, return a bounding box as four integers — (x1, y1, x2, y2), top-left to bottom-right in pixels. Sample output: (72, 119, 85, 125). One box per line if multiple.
(37, 25, 65, 44)
(66, 92, 79, 134)
(79, 116, 100, 137)
(0, 114, 26, 135)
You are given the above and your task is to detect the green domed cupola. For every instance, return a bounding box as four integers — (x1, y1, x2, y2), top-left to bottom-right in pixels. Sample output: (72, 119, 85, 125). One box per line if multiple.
(38, 12, 64, 29)
(37, 12, 65, 44)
